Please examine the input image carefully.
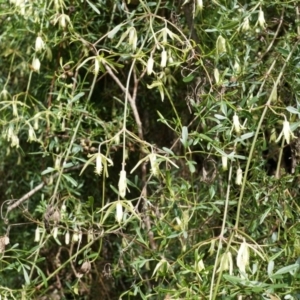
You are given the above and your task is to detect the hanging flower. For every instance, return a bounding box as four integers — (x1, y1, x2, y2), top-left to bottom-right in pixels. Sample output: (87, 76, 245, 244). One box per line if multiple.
(241, 17, 250, 32)
(232, 113, 244, 134)
(32, 57, 41, 72)
(35, 36, 45, 52)
(276, 120, 295, 144)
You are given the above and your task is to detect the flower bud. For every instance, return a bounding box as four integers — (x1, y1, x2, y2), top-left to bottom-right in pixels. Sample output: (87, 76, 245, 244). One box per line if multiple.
(160, 49, 167, 68)
(65, 231, 70, 245)
(94, 57, 100, 74)
(116, 200, 123, 223)
(222, 155, 228, 171)
(128, 27, 137, 50)
(118, 170, 127, 198)
(35, 36, 45, 52)
(258, 8, 266, 28)
(235, 167, 243, 185)
(52, 226, 58, 239)
(72, 230, 79, 242)
(95, 153, 103, 175)
(147, 56, 154, 75)
(34, 118, 39, 130)
(34, 227, 40, 242)
(214, 68, 220, 85)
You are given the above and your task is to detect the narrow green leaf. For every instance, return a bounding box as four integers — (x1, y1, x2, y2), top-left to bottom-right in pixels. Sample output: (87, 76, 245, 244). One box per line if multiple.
(86, 0, 100, 14)
(62, 174, 78, 187)
(183, 75, 194, 83)
(108, 24, 122, 39)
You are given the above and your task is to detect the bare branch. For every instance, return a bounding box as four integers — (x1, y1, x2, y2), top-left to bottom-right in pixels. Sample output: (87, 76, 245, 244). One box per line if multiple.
(5, 164, 83, 217)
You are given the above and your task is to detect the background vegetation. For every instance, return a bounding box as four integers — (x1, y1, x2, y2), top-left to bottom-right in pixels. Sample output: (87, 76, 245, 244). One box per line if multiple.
(0, 0, 300, 299)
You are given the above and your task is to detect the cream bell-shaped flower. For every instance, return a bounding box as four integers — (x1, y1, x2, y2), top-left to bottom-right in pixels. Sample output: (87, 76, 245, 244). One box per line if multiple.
(241, 17, 250, 32)
(276, 120, 295, 144)
(32, 57, 41, 72)
(35, 36, 45, 52)
(232, 113, 244, 134)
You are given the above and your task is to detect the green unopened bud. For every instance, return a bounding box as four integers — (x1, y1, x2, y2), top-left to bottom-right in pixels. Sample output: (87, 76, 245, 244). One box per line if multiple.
(94, 57, 100, 74)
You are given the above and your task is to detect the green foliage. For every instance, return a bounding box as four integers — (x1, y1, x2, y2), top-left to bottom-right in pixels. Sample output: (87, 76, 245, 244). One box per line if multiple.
(0, 0, 300, 299)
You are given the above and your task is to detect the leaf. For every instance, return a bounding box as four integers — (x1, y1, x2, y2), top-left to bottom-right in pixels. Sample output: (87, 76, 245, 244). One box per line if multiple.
(272, 263, 299, 277)
(69, 92, 85, 103)
(62, 174, 78, 187)
(162, 147, 174, 155)
(108, 24, 122, 39)
(286, 106, 300, 115)
(186, 160, 196, 173)
(86, 0, 100, 14)
(234, 132, 254, 142)
(41, 167, 55, 175)
(183, 75, 194, 83)
(22, 265, 30, 285)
